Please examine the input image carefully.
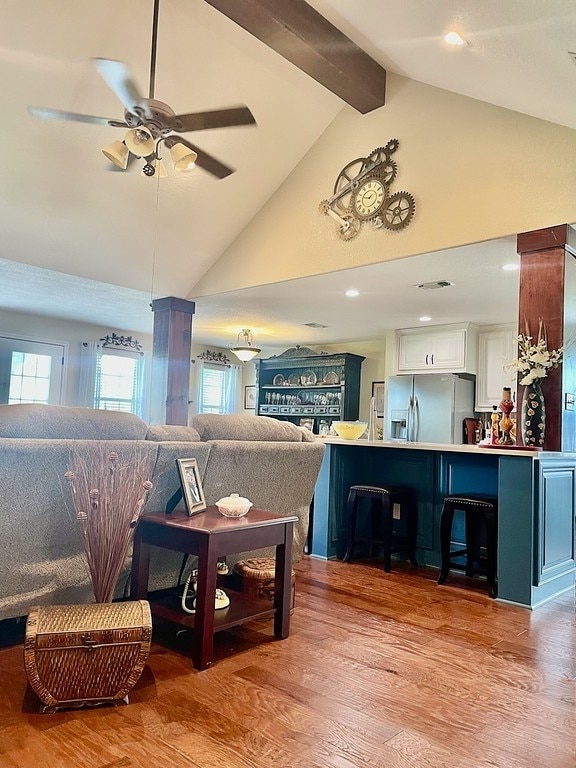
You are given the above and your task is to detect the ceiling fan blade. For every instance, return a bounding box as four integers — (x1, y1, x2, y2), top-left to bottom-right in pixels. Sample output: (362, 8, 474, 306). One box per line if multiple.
(167, 136, 234, 179)
(92, 58, 149, 118)
(27, 106, 126, 127)
(169, 106, 256, 133)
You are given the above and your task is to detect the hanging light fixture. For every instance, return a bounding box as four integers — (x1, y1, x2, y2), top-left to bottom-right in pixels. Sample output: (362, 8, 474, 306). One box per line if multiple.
(230, 329, 261, 362)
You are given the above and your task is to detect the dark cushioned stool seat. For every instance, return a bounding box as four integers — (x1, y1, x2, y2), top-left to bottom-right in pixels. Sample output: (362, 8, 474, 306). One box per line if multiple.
(437, 494, 498, 598)
(343, 484, 418, 573)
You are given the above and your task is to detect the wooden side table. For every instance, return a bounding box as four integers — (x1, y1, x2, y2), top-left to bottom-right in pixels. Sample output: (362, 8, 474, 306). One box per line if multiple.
(130, 506, 297, 670)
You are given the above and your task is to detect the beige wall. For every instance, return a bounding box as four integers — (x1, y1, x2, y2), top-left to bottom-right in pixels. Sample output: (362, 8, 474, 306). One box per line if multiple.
(193, 72, 576, 297)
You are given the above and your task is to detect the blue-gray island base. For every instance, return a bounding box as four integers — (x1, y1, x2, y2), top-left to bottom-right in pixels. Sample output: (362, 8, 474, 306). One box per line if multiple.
(312, 439, 576, 609)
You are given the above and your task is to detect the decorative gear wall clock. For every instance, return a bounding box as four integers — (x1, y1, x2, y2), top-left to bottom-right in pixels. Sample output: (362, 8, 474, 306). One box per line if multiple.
(318, 139, 415, 241)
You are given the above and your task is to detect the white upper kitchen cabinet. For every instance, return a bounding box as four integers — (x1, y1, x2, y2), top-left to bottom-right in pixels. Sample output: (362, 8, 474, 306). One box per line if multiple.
(475, 324, 517, 411)
(396, 324, 478, 375)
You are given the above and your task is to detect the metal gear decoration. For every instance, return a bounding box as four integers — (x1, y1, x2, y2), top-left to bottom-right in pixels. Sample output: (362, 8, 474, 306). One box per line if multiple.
(319, 139, 415, 240)
(332, 158, 368, 213)
(382, 191, 415, 231)
(337, 214, 361, 241)
(376, 161, 397, 185)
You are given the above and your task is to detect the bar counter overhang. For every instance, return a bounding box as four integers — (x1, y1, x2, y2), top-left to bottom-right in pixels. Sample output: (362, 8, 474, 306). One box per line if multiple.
(311, 438, 576, 608)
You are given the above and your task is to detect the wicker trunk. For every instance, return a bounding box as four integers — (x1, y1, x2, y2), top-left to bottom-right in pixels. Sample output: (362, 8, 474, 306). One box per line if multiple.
(24, 600, 152, 713)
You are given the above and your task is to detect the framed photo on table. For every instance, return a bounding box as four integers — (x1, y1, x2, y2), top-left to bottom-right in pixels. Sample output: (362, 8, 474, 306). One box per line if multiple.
(244, 385, 256, 410)
(371, 381, 386, 417)
(176, 458, 206, 516)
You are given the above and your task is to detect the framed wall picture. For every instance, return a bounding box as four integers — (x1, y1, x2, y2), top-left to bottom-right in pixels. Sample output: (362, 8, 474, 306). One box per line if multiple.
(176, 458, 207, 516)
(371, 380, 386, 417)
(244, 385, 256, 410)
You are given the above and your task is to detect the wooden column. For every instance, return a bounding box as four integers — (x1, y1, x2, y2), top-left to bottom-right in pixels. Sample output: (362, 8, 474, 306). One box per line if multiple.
(516, 224, 576, 451)
(150, 297, 195, 426)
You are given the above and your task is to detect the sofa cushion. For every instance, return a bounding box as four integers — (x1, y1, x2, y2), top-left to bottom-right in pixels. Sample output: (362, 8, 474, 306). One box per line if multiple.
(190, 414, 315, 442)
(146, 424, 201, 442)
(0, 404, 148, 440)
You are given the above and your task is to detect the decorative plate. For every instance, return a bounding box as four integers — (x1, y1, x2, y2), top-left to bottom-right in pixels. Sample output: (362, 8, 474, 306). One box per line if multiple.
(297, 390, 312, 404)
(300, 370, 317, 386)
(323, 371, 340, 385)
(273, 374, 285, 386)
(287, 373, 300, 386)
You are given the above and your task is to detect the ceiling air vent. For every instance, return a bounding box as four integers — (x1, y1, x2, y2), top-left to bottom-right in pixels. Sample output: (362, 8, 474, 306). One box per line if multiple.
(414, 280, 454, 290)
(303, 322, 328, 328)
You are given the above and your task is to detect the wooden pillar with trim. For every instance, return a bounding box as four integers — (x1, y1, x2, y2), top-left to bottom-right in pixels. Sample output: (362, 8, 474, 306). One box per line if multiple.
(150, 296, 195, 426)
(516, 224, 576, 451)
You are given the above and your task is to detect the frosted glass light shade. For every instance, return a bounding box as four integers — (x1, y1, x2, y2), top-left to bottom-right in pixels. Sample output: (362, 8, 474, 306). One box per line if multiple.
(230, 347, 259, 362)
(102, 140, 129, 169)
(170, 142, 198, 171)
(125, 127, 155, 157)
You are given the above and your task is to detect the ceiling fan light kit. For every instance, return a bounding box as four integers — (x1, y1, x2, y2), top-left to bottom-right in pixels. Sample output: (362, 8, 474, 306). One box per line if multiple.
(27, 0, 256, 180)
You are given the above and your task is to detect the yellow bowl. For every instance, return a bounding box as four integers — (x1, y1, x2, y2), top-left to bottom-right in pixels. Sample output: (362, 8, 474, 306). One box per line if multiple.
(332, 421, 368, 440)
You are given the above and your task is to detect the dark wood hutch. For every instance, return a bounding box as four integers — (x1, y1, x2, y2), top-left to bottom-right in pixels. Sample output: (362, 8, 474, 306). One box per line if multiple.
(255, 347, 364, 434)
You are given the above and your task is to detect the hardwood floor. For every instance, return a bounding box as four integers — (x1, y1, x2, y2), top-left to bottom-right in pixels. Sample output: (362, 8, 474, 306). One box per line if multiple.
(0, 557, 574, 768)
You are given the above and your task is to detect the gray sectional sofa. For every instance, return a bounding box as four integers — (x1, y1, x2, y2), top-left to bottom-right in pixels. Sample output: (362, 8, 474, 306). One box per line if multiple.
(0, 404, 324, 623)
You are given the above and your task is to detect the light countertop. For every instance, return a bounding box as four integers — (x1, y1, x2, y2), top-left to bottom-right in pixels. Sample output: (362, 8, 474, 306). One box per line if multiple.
(316, 436, 542, 457)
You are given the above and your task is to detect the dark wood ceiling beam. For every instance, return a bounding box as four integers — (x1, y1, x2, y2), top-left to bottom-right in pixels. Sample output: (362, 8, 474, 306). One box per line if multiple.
(204, 0, 386, 114)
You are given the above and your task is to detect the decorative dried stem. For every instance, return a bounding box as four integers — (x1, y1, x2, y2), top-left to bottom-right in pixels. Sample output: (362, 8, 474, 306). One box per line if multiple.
(65, 446, 153, 603)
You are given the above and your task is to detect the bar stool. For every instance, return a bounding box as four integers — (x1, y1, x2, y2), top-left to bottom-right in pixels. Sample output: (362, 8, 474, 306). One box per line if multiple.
(343, 484, 418, 572)
(437, 494, 498, 598)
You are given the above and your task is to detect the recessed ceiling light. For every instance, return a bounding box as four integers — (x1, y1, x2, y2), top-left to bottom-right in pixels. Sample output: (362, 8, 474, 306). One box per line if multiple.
(500, 263, 519, 272)
(345, 289, 359, 297)
(444, 30, 467, 47)
(419, 316, 432, 322)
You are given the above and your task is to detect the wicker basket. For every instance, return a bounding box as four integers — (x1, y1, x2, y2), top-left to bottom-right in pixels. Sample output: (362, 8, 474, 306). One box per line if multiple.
(24, 600, 152, 713)
(233, 557, 295, 612)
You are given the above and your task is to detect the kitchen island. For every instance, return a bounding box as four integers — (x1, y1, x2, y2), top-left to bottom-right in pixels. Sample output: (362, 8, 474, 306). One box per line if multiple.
(311, 438, 576, 608)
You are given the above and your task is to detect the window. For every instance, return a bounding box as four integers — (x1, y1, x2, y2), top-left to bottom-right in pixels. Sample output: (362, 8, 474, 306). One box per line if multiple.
(94, 352, 140, 412)
(198, 363, 227, 413)
(78, 339, 145, 417)
(196, 361, 241, 414)
(0, 335, 66, 405)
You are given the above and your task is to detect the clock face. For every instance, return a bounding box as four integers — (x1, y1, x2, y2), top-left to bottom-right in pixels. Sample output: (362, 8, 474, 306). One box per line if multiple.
(352, 178, 386, 220)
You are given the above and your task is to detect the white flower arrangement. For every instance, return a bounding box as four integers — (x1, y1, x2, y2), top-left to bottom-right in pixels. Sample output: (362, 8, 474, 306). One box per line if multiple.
(505, 319, 563, 386)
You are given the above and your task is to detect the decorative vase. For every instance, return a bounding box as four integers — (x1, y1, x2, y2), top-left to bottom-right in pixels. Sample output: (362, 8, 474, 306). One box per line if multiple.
(521, 379, 546, 447)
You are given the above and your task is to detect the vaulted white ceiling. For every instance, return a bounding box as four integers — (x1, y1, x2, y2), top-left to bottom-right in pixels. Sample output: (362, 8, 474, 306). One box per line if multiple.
(1, 0, 575, 347)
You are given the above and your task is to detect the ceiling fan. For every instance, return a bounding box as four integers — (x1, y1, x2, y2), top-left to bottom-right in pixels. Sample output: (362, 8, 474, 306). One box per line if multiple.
(27, 0, 256, 179)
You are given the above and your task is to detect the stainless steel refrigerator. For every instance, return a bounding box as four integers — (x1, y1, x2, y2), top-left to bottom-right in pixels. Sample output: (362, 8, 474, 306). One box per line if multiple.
(386, 373, 475, 444)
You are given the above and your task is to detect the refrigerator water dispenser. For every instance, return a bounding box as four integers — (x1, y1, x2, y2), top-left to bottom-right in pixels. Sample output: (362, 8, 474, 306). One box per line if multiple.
(390, 410, 407, 440)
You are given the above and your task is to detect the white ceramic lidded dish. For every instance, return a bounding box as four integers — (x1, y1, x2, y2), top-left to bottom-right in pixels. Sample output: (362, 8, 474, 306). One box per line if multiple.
(216, 493, 253, 517)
